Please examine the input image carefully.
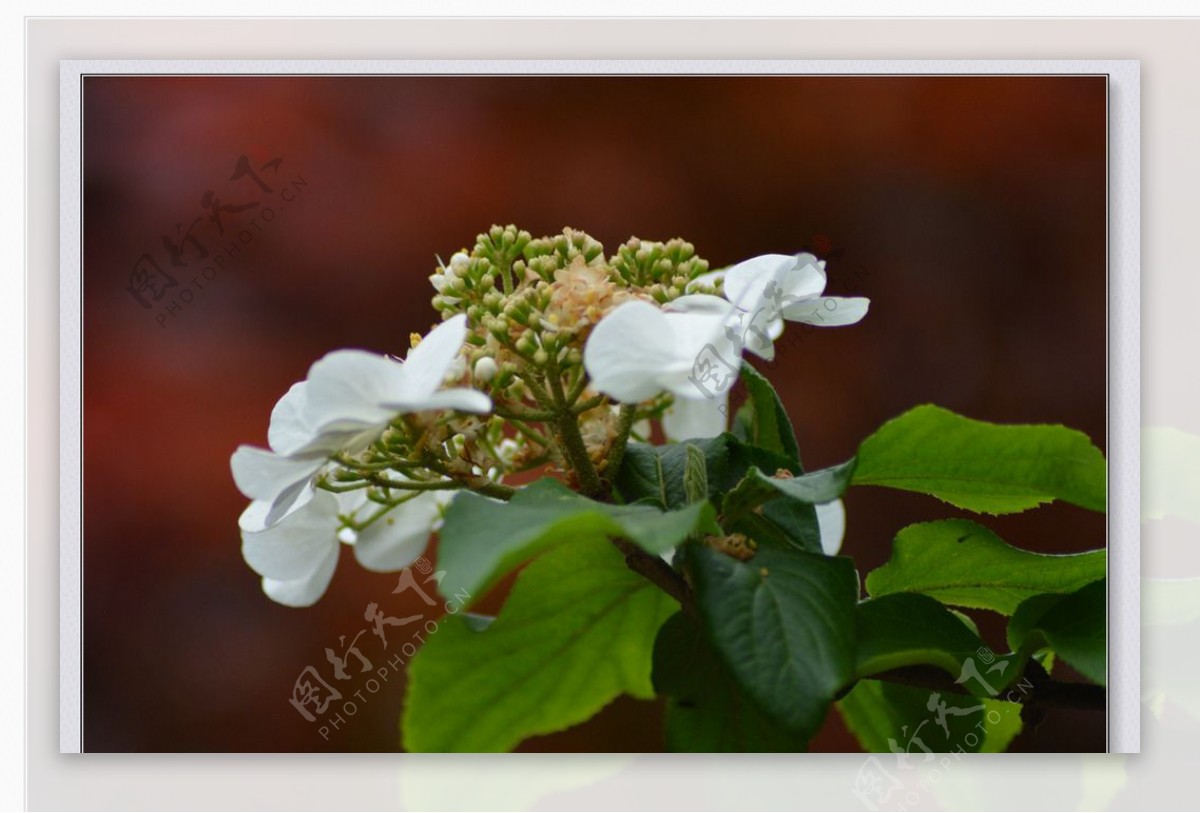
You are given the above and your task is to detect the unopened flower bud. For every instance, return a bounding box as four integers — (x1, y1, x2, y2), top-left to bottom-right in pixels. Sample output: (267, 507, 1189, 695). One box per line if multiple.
(474, 356, 499, 383)
(449, 252, 470, 277)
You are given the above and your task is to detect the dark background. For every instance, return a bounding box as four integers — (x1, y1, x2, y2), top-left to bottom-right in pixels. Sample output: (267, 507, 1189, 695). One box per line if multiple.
(82, 75, 1107, 752)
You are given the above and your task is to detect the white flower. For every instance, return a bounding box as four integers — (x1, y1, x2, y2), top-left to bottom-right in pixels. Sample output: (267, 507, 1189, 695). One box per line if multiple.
(584, 298, 745, 442)
(584, 299, 740, 402)
(719, 253, 870, 361)
(816, 498, 846, 556)
(239, 481, 450, 608)
(228, 382, 331, 528)
(430, 254, 468, 302)
(230, 314, 490, 527)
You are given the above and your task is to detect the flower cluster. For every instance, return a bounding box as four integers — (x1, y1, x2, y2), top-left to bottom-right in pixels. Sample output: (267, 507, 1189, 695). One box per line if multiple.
(231, 226, 868, 606)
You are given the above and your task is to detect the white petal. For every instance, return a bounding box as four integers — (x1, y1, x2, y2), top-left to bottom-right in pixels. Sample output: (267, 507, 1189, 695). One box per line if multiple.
(241, 490, 340, 581)
(665, 293, 734, 316)
(662, 391, 729, 441)
(267, 381, 317, 456)
(776, 255, 827, 302)
(584, 301, 683, 403)
(400, 314, 469, 402)
(816, 499, 846, 556)
(387, 387, 492, 415)
(726, 307, 778, 362)
(230, 445, 324, 503)
(781, 296, 870, 327)
(660, 310, 744, 400)
(239, 490, 316, 533)
(303, 350, 406, 433)
(353, 492, 444, 572)
(261, 545, 340, 608)
(722, 254, 797, 311)
(587, 301, 744, 404)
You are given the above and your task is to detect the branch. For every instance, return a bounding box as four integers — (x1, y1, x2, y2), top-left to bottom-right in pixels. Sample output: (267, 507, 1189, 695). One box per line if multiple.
(612, 538, 696, 618)
(844, 663, 1105, 712)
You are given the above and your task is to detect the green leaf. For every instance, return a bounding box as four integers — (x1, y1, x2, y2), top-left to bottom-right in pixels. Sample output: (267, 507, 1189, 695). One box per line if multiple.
(1008, 579, 1106, 686)
(838, 680, 1022, 754)
(403, 535, 677, 752)
(977, 698, 1026, 753)
(853, 593, 1017, 691)
(616, 433, 801, 506)
(616, 434, 823, 552)
(721, 460, 856, 525)
(683, 443, 708, 505)
(651, 612, 808, 752)
(852, 404, 1107, 514)
(616, 435, 733, 509)
(687, 545, 858, 742)
(437, 477, 714, 601)
(734, 362, 802, 464)
(864, 519, 1106, 615)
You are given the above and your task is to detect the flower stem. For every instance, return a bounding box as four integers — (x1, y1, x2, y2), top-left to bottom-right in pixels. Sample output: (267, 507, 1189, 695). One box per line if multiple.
(491, 404, 557, 422)
(603, 403, 639, 483)
(570, 394, 606, 415)
(544, 356, 604, 497)
(418, 458, 517, 501)
(367, 475, 462, 492)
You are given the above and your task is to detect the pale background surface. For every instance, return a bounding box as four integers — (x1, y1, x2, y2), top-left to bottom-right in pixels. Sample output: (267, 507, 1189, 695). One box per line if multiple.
(22, 16, 1187, 811)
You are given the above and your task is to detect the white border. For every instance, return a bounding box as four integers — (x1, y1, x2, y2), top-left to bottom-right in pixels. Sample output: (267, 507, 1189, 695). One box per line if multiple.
(57, 58, 81, 757)
(57, 58, 1141, 755)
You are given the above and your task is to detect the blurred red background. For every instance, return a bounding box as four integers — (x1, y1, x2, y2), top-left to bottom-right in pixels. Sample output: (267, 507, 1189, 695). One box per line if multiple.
(81, 75, 1106, 752)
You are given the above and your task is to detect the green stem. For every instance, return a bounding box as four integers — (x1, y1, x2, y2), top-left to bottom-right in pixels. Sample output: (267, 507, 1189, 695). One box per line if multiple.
(565, 369, 590, 405)
(571, 394, 606, 415)
(520, 373, 557, 414)
(545, 356, 604, 497)
(349, 490, 428, 530)
(492, 404, 557, 422)
(604, 403, 639, 484)
(468, 479, 517, 501)
(420, 457, 517, 501)
(510, 420, 551, 448)
(316, 479, 369, 493)
(367, 475, 462, 492)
